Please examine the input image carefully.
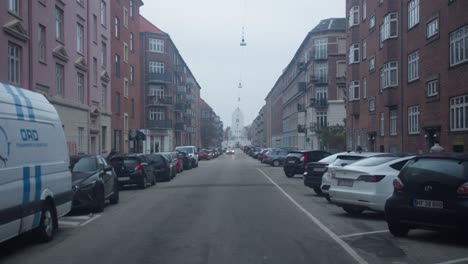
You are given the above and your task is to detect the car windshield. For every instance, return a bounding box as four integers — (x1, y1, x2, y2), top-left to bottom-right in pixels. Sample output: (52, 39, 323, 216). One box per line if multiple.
(330, 155, 364, 166)
(72, 157, 97, 173)
(288, 153, 304, 158)
(350, 157, 398, 167)
(176, 147, 193, 153)
(318, 153, 340, 163)
(402, 158, 468, 180)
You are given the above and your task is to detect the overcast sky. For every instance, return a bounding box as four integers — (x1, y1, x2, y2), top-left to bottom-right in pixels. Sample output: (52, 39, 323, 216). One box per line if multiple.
(141, 0, 344, 126)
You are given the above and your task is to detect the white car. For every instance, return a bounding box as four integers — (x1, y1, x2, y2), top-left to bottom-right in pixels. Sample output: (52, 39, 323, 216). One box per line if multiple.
(321, 152, 394, 199)
(329, 156, 414, 215)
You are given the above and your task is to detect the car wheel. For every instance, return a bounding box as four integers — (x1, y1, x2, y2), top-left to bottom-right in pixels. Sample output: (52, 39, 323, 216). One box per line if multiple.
(272, 160, 280, 167)
(150, 174, 156, 186)
(285, 172, 294, 178)
(138, 175, 147, 190)
(109, 182, 119, 204)
(34, 201, 56, 243)
(388, 221, 410, 237)
(92, 187, 105, 213)
(343, 206, 364, 216)
(313, 187, 323, 195)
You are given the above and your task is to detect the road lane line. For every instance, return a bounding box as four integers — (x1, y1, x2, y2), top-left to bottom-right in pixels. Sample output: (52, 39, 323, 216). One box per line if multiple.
(434, 257, 468, 264)
(79, 214, 101, 226)
(257, 168, 368, 264)
(339, 230, 389, 238)
(58, 221, 81, 227)
(63, 215, 93, 221)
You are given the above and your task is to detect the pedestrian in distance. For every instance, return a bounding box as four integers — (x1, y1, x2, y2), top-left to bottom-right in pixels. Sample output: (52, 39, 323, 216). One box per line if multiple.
(430, 140, 444, 153)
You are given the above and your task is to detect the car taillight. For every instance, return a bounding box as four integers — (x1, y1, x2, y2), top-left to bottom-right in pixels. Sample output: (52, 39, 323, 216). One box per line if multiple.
(357, 175, 385, 182)
(457, 183, 468, 195)
(135, 164, 143, 171)
(393, 178, 404, 190)
(264, 155, 269, 159)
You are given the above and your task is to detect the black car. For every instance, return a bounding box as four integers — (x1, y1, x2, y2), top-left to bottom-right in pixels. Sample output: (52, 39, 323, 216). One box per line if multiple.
(283, 150, 331, 178)
(70, 155, 119, 212)
(385, 154, 468, 237)
(148, 153, 172, 181)
(303, 153, 343, 195)
(109, 154, 156, 189)
(177, 150, 193, 170)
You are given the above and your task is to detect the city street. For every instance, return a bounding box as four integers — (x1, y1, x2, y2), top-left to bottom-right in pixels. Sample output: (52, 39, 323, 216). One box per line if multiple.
(1, 151, 467, 264)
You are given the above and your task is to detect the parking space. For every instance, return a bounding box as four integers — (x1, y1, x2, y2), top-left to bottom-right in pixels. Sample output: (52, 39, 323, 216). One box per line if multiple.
(255, 161, 468, 264)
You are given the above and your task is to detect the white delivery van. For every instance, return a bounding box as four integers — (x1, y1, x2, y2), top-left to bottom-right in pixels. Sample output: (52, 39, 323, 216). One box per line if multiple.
(175, 146, 198, 168)
(0, 83, 72, 243)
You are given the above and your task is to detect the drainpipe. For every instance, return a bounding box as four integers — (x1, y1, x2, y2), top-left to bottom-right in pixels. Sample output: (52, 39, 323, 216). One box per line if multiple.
(28, 0, 33, 91)
(399, 0, 404, 153)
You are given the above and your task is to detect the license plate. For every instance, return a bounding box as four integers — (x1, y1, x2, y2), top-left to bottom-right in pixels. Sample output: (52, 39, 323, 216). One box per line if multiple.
(337, 179, 354, 187)
(288, 160, 296, 164)
(413, 199, 443, 209)
(118, 177, 131, 181)
(314, 167, 326, 172)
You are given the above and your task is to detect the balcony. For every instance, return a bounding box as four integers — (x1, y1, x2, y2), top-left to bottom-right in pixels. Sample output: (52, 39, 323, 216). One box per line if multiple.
(146, 72, 172, 83)
(184, 109, 196, 117)
(175, 122, 186, 131)
(146, 120, 173, 130)
(297, 103, 307, 112)
(175, 103, 186, 112)
(146, 96, 173, 107)
(184, 94, 196, 102)
(336, 76, 346, 85)
(310, 98, 329, 108)
(309, 75, 328, 86)
(297, 82, 307, 93)
(350, 101, 360, 116)
(186, 127, 196, 133)
(176, 65, 185, 74)
(177, 86, 187, 94)
(382, 88, 399, 107)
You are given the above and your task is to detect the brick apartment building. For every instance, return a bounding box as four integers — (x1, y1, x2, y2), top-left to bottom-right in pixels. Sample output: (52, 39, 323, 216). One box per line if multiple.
(199, 99, 223, 148)
(346, 0, 468, 153)
(110, 0, 143, 154)
(0, 0, 112, 155)
(139, 16, 201, 152)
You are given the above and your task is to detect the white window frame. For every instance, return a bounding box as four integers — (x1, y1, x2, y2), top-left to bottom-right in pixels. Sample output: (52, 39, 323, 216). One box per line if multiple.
(100, 0, 106, 26)
(55, 7, 64, 41)
(450, 95, 468, 131)
(408, 51, 419, 82)
(130, 0, 134, 17)
(381, 61, 398, 88)
(390, 110, 397, 136)
(130, 33, 134, 51)
(149, 85, 164, 98)
(427, 80, 439, 97)
(362, 0, 366, 20)
(381, 13, 398, 44)
(408, 0, 420, 29)
(349, 81, 360, 101)
(362, 39, 367, 60)
(369, 15, 376, 30)
(369, 97, 376, 112)
(124, 78, 129, 98)
(77, 72, 84, 104)
(314, 38, 328, 59)
(123, 43, 129, 63)
(449, 25, 468, 67)
(316, 111, 327, 130)
(149, 38, 164, 53)
(408, 105, 420, 134)
(426, 18, 439, 39)
(123, 8, 128, 28)
(362, 78, 367, 99)
(76, 23, 84, 53)
(114, 17, 119, 38)
(8, 0, 19, 14)
(314, 63, 328, 83)
(315, 87, 328, 104)
(149, 61, 164, 73)
(39, 25, 46, 62)
(149, 110, 165, 121)
(349, 5, 359, 28)
(349, 43, 360, 64)
(130, 65, 134, 83)
(101, 42, 107, 67)
(380, 112, 385, 137)
(55, 63, 64, 97)
(8, 43, 21, 84)
(369, 56, 375, 71)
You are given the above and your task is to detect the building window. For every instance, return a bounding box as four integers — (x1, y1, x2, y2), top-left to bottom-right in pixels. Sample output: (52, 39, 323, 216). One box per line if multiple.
(55, 7, 64, 41)
(362, 39, 367, 60)
(369, 56, 375, 71)
(362, 0, 366, 20)
(314, 63, 328, 83)
(8, 43, 21, 84)
(78, 127, 84, 153)
(8, 0, 19, 14)
(93, 15, 98, 42)
(123, 8, 128, 28)
(102, 126, 107, 151)
(124, 114, 128, 132)
(123, 43, 128, 62)
(76, 23, 84, 54)
(337, 38, 346, 54)
(408, 105, 420, 134)
(77, 73, 84, 104)
(149, 85, 164, 98)
(315, 87, 328, 104)
(349, 43, 360, 64)
(316, 112, 327, 130)
(149, 110, 164, 120)
(336, 61, 346, 78)
(114, 17, 120, 39)
(381, 61, 398, 88)
(450, 95, 468, 131)
(131, 99, 135, 118)
(114, 130, 121, 152)
(380, 112, 385, 137)
(427, 80, 439, 97)
(101, 42, 107, 67)
(408, 51, 419, 82)
(349, 81, 360, 101)
(116, 93, 121, 114)
(149, 38, 164, 53)
(130, 65, 134, 84)
(149, 61, 164, 73)
(130, 33, 134, 51)
(349, 5, 359, 27)
(381, 13, 398, 44)
(449, 25, 468, 67)
(369, 97, 376, 112)
(130, 0, 134, 17)
(408, 0, 419, 29)
(362, 78, 367, 99)
(101, 85, 107, 109)
(38, 25, 46, 62)
(100, 1, 106, 26)
(55, 64, 64, 97)
(426, 18, 439, 39)
(115, 54, 120, 77)
(124, 78, 129, 98)
(93, 57, 98, 85)
(314, 38, 328, 59)
(390, 110, 397, 135)
(369, 15, 375, 30)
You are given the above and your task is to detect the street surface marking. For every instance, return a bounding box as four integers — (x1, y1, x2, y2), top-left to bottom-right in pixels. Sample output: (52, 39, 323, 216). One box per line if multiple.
(58, 221, 81, 227)
(80, 214, 101, 226)
(339, 230, 389, 238)
(434, 257, 468, 264)
(258, 168, 368, 264)
(59, 214, 101, 228)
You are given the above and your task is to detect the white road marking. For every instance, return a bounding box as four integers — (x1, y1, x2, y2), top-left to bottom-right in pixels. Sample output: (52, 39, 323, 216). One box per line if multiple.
(339, 230, 389, 238)
(58, 220, 81, 227)
(257, 168, 368, 264)
(79, 214, 101, 226)
(58, 214, 101, 228)
(434, 257, 468, 264)
(63, 215, 93, 221)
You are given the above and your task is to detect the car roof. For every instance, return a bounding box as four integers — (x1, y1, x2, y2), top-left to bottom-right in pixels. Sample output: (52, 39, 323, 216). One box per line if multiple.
(289, 150, 329, 154)
(336, 152, 395, 158)
(413, 153, 468, 161)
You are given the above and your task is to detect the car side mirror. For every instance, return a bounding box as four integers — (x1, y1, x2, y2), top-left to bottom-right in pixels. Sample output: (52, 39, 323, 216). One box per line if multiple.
(104, 165, 113, 172)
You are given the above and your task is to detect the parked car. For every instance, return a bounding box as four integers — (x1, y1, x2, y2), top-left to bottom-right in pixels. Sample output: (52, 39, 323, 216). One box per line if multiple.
(109, 154, 156, 189)
(283, 150, 331, 178)
(160, 152, 177, 178)
(148, 153, 172, 181)
(262, 149, 289, 167)
(320, 152, 396, 199)
(257, 148, 271, 161)
(226, 149, 235, 155)
(198, 149, 211, 160)
(0, 85, 72, 243)
(70, 155, 119, 213)
(177, 151, 193, 170)
(385, 154, 468, 237)
(328, 156, 413, 215)
(304, 152, 345, 195)
(175, 146, 199, 168)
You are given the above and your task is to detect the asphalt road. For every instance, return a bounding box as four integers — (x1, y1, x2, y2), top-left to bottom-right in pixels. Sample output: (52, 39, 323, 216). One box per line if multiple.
(1, 151, 467, 264)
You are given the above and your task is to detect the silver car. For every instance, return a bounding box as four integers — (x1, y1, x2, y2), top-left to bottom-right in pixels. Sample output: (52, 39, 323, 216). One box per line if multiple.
(262, 149, 289, 167)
